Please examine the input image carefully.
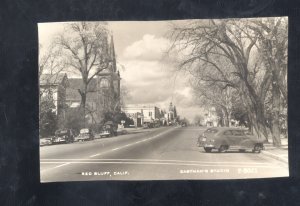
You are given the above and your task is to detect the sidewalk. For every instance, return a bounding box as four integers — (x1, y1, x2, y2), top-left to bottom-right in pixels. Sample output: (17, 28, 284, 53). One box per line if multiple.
(261, 138, 288, 163)
(94, 127, 144, 138)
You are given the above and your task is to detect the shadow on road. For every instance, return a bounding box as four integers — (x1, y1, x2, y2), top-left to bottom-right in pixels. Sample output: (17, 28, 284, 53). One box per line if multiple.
(198, 150, 259, 154)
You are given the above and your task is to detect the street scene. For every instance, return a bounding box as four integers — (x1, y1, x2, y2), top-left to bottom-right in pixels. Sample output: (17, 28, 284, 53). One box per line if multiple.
(39, 17, 288, 182)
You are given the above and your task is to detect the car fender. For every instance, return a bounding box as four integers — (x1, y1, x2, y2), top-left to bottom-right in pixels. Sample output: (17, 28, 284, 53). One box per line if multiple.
(213, 138, 225, 148)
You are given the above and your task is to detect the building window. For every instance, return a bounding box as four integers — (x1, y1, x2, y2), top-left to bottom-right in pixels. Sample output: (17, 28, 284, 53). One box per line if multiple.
(99, 78, 109, 88)
(149, 112, 152, 117)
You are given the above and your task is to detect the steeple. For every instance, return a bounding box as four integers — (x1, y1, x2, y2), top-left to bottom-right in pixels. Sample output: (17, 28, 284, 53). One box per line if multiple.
(109, 35, 117, 73)
(169, 102, 173, 112)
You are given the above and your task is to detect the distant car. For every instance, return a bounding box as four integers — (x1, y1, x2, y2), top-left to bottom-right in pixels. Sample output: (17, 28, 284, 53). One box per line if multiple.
(99, 121, 118, 138)
(198, 127, 264, 153)
(52, 129, 75, 144)
(143, 122, 154, 129)
(99, 128, 111, 137)
(181, 122, 187, 127)
(75, 128, 94, 141)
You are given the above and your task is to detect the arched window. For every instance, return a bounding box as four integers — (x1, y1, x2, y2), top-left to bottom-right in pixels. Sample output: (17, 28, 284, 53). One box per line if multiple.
(99, 78, 109, 88)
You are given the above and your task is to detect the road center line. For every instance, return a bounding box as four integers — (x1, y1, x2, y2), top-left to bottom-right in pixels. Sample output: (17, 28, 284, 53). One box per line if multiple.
(42, 128, 175, 172)
(88, 128, 174, 158)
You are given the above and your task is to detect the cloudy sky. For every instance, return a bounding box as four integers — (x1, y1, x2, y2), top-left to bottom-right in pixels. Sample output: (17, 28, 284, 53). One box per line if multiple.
(38, 21, 205, 122)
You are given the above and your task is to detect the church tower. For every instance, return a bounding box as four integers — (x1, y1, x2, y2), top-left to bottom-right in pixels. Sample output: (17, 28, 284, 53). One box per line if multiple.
(169, 102, 173, 112)
(96, 34, 121, 122)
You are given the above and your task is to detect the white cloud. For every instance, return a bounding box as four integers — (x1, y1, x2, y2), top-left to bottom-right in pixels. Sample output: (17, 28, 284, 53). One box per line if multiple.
(120, 60, 175, 104)
(123, 34, 170, 61)
(120, 33, 203, 122)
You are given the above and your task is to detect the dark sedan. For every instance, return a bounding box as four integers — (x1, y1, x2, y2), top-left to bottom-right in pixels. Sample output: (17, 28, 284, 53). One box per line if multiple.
(198, 127, 264, 153)
(52, 129, 75, 144)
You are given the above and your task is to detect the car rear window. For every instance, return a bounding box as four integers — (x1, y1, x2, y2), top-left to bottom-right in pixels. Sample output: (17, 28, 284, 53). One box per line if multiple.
(231, 130, 245, 136)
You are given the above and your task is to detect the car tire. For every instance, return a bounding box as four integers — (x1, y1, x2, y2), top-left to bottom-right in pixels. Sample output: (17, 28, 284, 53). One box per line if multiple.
(218, 145, 227, 153)
(252, 144, 262, 153)
(204, 147, 212, 153)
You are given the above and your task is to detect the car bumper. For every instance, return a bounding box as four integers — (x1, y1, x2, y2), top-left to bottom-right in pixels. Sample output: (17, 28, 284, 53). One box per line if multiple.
(40, 141, 52, 145)
(100, 133, 110, 136)
(52, 138, 66, 143)
(75, 136, 91, 141)
(198, 140, 216, 148)
(203, 144, 216, 148)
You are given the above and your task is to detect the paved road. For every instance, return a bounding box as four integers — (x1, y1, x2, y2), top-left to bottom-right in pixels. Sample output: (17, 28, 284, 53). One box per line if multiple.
(40, 126, 289, 182)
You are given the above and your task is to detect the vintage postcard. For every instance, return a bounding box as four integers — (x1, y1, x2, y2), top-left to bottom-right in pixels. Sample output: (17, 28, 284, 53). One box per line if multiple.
(39, 17, 288, 182)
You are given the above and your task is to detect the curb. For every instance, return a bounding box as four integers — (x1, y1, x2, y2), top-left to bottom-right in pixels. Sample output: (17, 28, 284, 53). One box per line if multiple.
(261, 150, 288, 164)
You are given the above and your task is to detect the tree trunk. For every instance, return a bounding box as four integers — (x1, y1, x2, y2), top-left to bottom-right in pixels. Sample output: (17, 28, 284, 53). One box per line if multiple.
(222, 108, 229, 127)
(254, 104, 269, 141)
(79, 83, 88, 127)
(244, 94, 269, 142)
(271, 81, 282, 147)
(228, 111, 232, 127)
(240, 85, 269, 141)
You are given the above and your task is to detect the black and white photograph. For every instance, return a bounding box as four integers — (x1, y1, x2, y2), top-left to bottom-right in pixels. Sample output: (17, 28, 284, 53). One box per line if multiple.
(39, 17, 288, 182)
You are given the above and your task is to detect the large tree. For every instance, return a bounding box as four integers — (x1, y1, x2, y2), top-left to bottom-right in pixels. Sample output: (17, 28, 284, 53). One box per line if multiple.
(39, 92, 57, 137)
(168, 17, 287, 146)
(39, 44, 64, 98)
(39, 44, 64, 135)
(248, 17, 288, 146)
(192, 81, 237, 127)
(55, 22, 112, 125)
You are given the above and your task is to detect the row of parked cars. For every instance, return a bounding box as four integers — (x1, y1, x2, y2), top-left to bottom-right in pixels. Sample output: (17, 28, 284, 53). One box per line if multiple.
(40, 122, 119, 146)
(40, 128, 93, 146)
(197, 127, 264, 153)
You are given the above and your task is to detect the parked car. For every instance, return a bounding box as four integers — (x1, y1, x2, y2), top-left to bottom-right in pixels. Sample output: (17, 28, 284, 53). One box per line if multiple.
(143, 123, 149, 129)
(99, 121, 118, 138)
(198, 127, 264, 153)
(52, 129, 75, 144)
(181, 122, 187, 127)
(142, 122, 152, 128)
(40, 137, 53, 146)
(75, 128, 94, 141)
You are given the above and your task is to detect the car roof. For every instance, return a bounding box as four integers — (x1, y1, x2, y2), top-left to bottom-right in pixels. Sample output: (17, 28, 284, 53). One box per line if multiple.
(56, 129, 68, 132)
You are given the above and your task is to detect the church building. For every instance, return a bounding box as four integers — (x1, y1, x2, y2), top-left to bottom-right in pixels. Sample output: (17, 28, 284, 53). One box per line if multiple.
(65, 36, 121, 124)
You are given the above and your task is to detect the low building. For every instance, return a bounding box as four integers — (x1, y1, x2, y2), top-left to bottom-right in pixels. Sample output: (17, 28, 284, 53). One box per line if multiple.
(39, 73, 69, 117)
(165, 102, 178, 125)
(122, 104, 161, 127)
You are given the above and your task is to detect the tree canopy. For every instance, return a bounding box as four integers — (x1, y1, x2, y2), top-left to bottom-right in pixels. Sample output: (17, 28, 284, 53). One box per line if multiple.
(168, 17, 287, 146)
